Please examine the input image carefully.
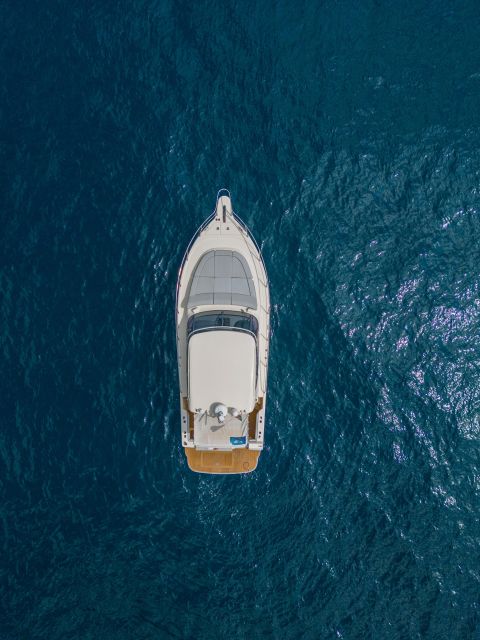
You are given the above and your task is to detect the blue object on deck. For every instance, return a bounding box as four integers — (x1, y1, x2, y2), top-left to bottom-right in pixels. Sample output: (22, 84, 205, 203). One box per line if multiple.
(230, 436, 246, 446)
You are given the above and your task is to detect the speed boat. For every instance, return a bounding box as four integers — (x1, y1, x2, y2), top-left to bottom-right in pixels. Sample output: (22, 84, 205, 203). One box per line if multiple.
(176, 190, 270, 474)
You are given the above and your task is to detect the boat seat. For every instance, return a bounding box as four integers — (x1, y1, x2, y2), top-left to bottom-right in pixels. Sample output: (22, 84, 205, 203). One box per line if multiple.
(187, 250, 257, 309)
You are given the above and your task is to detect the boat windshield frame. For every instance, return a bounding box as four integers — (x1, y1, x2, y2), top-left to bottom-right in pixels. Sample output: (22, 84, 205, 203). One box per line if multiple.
(187, 311, 258, 339)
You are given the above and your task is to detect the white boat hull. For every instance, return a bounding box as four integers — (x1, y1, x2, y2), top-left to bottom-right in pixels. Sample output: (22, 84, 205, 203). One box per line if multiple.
(176, 191, 270, 474)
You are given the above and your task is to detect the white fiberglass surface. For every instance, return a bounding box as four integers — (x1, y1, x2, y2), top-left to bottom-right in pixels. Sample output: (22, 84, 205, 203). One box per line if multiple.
(188, 330, 256, 413)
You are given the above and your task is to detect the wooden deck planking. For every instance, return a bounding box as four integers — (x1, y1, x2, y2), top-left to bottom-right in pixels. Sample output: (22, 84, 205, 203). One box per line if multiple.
(248, 397, 263, 439)
(185, 448, 260, 474)
(182, 397, 195, 439)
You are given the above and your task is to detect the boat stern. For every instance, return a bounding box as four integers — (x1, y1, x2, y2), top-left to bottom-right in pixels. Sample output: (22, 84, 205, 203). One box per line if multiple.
(185, 447, 260, 474)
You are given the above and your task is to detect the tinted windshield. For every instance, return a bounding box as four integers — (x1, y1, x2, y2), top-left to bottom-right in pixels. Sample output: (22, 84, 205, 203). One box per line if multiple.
(188, 312, 258, 335)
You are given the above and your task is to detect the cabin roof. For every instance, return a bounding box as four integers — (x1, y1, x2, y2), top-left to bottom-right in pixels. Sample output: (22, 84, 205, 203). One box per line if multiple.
(188, 330, 256, 413)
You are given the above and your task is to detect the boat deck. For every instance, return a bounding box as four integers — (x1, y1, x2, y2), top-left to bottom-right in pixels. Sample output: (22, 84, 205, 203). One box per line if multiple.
(194, 411, 248, 448)
(248, 397, 263, 438)
(185, 448, 260, 474)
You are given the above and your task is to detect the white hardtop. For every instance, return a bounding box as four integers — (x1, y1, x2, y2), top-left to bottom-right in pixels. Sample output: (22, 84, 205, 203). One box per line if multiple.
(188, 329, 256, 413)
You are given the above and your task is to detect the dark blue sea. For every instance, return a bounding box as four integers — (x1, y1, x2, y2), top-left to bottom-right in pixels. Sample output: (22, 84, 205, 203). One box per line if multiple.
(1, 1, 480, 638)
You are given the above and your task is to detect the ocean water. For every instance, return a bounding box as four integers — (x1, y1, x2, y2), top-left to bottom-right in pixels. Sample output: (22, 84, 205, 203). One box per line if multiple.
(1, 1, 480, 638)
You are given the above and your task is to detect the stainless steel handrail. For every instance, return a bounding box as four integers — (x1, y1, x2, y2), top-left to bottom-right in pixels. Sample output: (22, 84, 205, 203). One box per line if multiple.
(176, 211, 215, 307)
(232, 210, 270, 287)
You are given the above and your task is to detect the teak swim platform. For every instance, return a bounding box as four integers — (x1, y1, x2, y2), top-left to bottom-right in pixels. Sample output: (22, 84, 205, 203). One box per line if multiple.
(176, 190, 270, 474)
